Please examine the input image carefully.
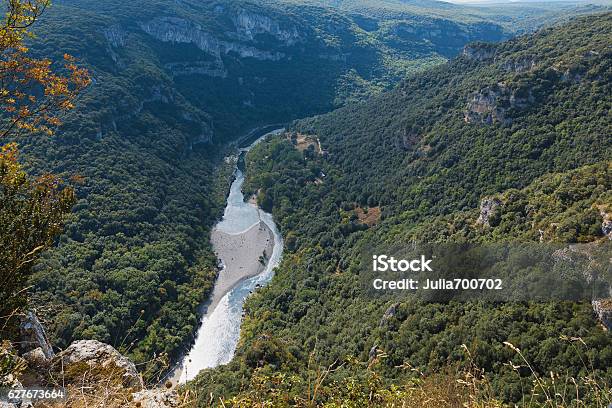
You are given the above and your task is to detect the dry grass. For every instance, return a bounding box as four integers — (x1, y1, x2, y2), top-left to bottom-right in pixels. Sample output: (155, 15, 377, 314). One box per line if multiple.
(183, 337, 611, 408)
(355, 206, 381, 226)
(287, 133, 322, 154)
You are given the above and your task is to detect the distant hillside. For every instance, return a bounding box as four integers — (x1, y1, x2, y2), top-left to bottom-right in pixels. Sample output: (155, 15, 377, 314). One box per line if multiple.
(290, 11, 611, 219)
(33, 0, 608, 139)
(35, 0, 511, 140)
(195, 12, 612, 404)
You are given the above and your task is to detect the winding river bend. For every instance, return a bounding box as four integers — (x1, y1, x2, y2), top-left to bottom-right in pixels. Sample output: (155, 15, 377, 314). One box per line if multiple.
(175, 130, 284, 384)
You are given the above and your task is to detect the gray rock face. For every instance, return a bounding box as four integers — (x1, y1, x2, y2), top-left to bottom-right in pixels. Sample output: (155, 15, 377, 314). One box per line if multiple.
(103, 25, 128, 48)
(592, 299, 612, 330)
(464, 83, 533, 125)
(368, 345, 378, 361)
(379, 303, 399, 327)
(600, 209, 612, 239)
(138, 17, 284, 63)
(464, 87, 506, 125)
(19, 312, 54, 360)
(603, 219, 612, 239)
(132, 389, 180, 408)
(500, 56, 537, 73)
(477, 197, 502, 227)
(462, 44, 496, 61)
(231, 9, 301, 45)
(52, 340, 143, 390)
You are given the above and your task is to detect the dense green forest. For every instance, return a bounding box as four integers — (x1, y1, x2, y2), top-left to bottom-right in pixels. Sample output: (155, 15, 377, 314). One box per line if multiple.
(16, 0, 601, 378)
(188, 13, 612, 405)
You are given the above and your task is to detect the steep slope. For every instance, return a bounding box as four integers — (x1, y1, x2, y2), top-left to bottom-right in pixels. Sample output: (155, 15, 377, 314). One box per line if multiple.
(191, 13, 612, 403)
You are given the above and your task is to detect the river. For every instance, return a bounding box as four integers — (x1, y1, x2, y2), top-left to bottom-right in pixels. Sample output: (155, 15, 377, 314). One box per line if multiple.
(174, 130, 284, 384)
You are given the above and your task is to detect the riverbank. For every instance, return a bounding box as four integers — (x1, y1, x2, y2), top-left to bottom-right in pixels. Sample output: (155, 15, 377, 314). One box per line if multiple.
(169, 129, 284, 385)
(209, 221, 274, 311)
(168, 217, 275, 385)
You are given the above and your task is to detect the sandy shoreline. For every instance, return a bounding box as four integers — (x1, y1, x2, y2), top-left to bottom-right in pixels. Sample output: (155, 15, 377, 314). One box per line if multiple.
(167, 129, 284, 385)
(167, 218, 275, 384)
(208, 220, 274, 310)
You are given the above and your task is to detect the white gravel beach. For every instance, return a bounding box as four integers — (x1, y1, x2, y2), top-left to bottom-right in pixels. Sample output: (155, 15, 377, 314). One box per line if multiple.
(207, 220, 274, 310)
(169, 219, 275, 384)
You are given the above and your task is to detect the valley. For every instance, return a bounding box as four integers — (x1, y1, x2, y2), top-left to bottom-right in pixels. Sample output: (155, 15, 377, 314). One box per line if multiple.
(21, 0, 594, 376)
(174, 130, 284, 385)
(186, 11, 612, 405)
(0, 0, 610, 406)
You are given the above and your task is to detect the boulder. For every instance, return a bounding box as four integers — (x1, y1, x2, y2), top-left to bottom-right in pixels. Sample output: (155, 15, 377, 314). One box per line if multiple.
(21, 347, 49, 369)
(52, 340, 143, 390)
(132, 388, 180, 408)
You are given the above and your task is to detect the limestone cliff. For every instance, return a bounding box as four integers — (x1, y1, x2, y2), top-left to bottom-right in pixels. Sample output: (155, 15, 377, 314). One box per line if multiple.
(138, 17, 286, 62)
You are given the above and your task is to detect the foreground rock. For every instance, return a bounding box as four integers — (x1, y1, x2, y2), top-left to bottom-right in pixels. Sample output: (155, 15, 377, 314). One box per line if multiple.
(133, 388, 180, 408)
(52, 339, 143, 390)
(5, 313, 185, 407)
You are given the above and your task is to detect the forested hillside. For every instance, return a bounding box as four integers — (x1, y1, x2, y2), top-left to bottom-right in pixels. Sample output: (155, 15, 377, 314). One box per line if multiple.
(19, 0, 587, 378)
(189, 13, 612, 405)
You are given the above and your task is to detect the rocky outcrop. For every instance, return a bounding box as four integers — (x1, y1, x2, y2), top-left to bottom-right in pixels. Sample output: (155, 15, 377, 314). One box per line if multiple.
(500, 55, 537, 73)
(138, 17, 284, 63)
(602, 220, 612, 239)
(52, 340, 143, 390)
(368, 345, 378, 361)
(390, 20, 503, 54)
(399, 130, 420, 151)
(95, 81, 213, 145)
(593, 299, 612, 330)
(103, 25, 128, 66)
(600, 209, 612, 239)
(5, 317, 182, 407)
(379, 303, 399, 327)
(103, 25, 127, 48)
(556, 50, 601, 83)
(462, 43, 496, 61)
(19, 312, 54, 360)
(464, 83, 533, 125)
(132, 388, 180, 408)
(476, 197, 501, 227)
(464, 86, 508, 125)
(230, 9, 301, 45)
